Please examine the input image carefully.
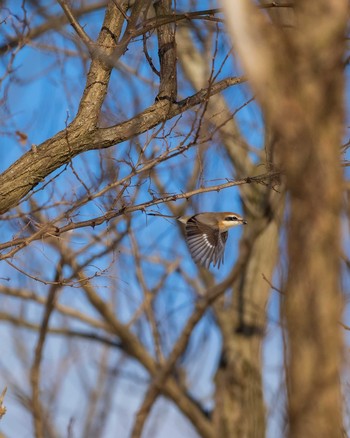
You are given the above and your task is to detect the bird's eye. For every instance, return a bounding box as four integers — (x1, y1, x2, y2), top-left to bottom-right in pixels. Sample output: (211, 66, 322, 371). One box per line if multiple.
(225, 216, 238, 221)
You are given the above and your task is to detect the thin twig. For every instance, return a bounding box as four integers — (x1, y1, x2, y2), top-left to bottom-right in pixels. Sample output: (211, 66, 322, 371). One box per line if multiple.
(57, 0, 94, 48)
(0, 171, 279, 257)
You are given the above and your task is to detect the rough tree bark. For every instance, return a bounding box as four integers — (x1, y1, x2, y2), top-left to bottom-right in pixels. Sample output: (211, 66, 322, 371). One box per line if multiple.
(213, 200, 281, 438)
(223, 0, 347, 436)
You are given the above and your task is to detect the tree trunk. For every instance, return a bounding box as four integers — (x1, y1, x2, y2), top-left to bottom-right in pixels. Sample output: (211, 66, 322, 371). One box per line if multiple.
(223, 1, 347, 436)
(213, 190, 282, 437)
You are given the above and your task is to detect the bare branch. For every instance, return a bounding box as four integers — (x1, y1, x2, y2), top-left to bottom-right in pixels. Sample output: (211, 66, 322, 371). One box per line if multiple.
(0, 76, 243, 215)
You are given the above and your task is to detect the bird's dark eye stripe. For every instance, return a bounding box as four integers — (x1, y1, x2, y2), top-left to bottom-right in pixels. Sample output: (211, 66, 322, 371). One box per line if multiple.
(225, 216, 238, 221)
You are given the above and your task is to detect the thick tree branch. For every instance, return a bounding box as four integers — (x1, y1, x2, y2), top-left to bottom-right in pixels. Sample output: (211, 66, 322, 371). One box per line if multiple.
(0, 76, 243, 215)
(72, 1, 128, 127)
(154, 0, 177, 101)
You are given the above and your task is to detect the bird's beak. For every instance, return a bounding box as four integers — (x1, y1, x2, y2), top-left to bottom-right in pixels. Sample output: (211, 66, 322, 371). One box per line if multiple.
(242, 220, 247, 225)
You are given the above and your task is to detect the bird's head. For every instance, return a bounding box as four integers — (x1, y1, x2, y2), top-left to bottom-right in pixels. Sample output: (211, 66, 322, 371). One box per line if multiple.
(219, 212, 247, 231)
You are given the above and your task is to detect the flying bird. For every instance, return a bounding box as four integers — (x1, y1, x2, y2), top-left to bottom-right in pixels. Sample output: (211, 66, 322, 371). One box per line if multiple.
(148, 211, 247, 269)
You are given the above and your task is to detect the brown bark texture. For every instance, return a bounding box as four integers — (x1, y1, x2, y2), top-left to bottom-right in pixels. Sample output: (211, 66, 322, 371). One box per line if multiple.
(223, 0, 347, 437)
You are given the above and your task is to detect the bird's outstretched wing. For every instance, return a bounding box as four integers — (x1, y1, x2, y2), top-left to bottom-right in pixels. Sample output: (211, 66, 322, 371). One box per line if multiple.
(185, 218, 228, 269)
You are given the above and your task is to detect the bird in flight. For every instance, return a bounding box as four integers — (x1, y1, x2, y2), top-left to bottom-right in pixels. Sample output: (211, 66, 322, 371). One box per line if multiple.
(148, 211, 247, 269)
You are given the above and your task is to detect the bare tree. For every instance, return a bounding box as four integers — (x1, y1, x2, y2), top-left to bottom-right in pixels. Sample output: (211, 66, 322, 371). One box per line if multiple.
(0, 1, 349, 438)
